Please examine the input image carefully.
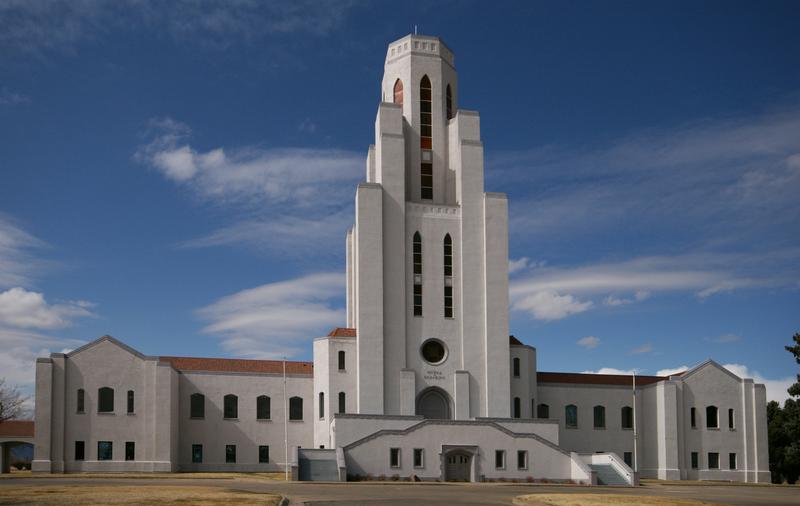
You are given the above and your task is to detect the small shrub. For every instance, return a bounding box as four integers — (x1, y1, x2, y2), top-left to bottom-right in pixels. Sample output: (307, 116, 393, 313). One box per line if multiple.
(540, 477, 550, 484)
(498, 476, 507, 483)
(391, 474, 399, 481)
(378, 474, 386, 481)
(526, 476, 534, 483)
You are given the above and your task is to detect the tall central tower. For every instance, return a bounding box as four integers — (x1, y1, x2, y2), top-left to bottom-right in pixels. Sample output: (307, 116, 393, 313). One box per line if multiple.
(345, 34, 510, 419)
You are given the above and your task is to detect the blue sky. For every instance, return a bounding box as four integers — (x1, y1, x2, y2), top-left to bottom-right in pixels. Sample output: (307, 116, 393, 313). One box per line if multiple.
(1, 1, 798, 407)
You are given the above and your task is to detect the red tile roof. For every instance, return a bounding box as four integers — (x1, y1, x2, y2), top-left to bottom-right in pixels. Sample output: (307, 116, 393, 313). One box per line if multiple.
(160, 356, 313, 375)
(537, 371, 666, 386)
(328, 327, 357, 337)
(0, 420, 34, 438)
(509, 335, 524, 346)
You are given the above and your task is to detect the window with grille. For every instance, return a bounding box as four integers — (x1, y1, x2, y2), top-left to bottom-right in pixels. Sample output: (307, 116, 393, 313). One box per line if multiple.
(420, 75, 432, 149)
(257, 395, 271, 420)
(446, 84, 453, 120)
(444, 234, 453, 317)
(413, 232, 423, 316)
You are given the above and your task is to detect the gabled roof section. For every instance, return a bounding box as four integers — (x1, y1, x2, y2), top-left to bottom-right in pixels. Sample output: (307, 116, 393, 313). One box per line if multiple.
(160, 356, 313, 375)
(328, 327, 357, 337)
(65, 335, 153, 361)
(0, 420, 34, 438)
(678, 359, 743, 383)
(538, 371, 666, 386)
(509, 335, 523, 346)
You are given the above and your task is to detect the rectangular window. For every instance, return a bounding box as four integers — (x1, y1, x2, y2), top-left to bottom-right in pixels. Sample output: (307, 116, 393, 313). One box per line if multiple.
(413, 448, 424, 468)
(624, 452, 632, 467)
(191, 394, 205, 419)
(517, 450, 528, 470)
(226, 445, 236, 464)
(97, 441, 112, 461)
(192, 444, 203, 463)
(319, 392, 325, 419)
(338, 350, 345, 371)
(690, 407, 696, 428)
(729, 453, 737, 469)
(728, 408, 735, 429)
(594, 406, 606, 429)
(390, 448, 401, 468)
(420, 162, 433, 199)
(513, 358, 520, 377)
(495, 450, 505, 469)
(691, 452, 698, 469)
(257, 396, 271, 420)
(338, 392, 346, 414)
(127, 390, 134, 414)
(289, 397, 303, 420)
(75, 441, 85, 461)
(708, 452, 719, 469)
(77, 389, 85, 413)
(125, 441, 135, 461)
(259, 445, 270, 464)
(224, 395, 238, 419)
(414, 283, 423, 316)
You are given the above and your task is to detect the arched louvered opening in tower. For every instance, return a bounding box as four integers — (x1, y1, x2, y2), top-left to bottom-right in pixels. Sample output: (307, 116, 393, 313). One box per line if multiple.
(393, 79, 403, 105)
(446, 84, 453, 120)
(420, 75, 432, 149)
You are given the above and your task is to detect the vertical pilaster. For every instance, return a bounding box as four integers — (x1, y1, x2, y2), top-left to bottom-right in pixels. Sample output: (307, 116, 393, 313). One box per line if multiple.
(32, 358, 53, 472)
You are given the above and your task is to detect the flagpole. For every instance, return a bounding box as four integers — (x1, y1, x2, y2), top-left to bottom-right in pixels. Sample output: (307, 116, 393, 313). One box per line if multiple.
(633, 371, 638, 475)
(283, 358, 289, 481)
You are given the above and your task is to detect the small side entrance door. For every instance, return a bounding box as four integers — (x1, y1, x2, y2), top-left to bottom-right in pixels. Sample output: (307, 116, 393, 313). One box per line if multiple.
(445, 452, 471, 482)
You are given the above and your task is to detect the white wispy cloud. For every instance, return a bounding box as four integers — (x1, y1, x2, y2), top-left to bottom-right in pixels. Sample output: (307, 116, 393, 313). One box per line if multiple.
(0, 1, 357, 60)
(577, 336, 600, 349)
(722, 363, 795, 404)
(0, 215, 49, 288)
(136, 117, 362, 254)
(509, 249, 799, 321)
(511, 290, 592, 321)
(581, 367, 638, 376)
(656, 366, 690, 377)
(0, 287, 94, 329)
(0, 88, 31, 105)
(508, 257, 529, 274)
(497, 102, 800, 324)
(713, 333, 741, 344)
(630, 343, 654, 355)
(197, 272, 345, 359)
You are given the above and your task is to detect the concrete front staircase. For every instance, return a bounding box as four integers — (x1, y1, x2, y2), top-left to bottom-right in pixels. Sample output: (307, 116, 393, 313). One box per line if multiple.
(589, 463, 629, 485)
(297, 448, 344, 481)
(580, 453, 636, 486)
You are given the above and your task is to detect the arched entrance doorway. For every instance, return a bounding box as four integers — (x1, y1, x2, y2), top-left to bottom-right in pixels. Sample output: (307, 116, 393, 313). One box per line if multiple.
(416, 387, 451, 419)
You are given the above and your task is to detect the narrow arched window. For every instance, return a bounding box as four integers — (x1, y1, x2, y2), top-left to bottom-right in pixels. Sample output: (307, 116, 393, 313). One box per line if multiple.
(289, 396, 303, 420)
(593, 405, 605, 429)
(319, 392, 325, 419)
(420, 75, 432, 149)
(621, 406, 633, 429)
(77, 388, 85, 413)
(443, 234, 453, 318)
(537, 403, 549, 419)
(191, 393, 205, 418)
(127, 390, 135, 414)
(338, 350, 346, 370)
(565, 404, 578, 428)
(413, 232, 423, 316)
(98, 387, 114, 413)
(513, 357, 520, 377)
(513, 397, 521, 418)
(338, 392, 346, 414)
(257, 395, 271, 420)
(224, 394, 238, 419)
(393, 79, 403, 105)
(446, 84, 453, 120)
(706, 405, 719, 429)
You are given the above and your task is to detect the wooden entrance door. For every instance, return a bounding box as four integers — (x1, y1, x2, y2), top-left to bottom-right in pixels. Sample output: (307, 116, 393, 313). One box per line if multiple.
(445, 452, 471, 481)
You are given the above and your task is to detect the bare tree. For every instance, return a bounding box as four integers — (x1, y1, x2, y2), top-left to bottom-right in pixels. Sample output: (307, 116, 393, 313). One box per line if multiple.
(0, 378, 27, 422)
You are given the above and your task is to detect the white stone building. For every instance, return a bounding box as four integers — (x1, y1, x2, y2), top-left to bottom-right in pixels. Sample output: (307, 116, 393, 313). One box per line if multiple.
(30, 34, 770, 484)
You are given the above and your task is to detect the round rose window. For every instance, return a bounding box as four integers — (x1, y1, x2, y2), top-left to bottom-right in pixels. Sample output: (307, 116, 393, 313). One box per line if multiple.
(421, 339, 447, 365)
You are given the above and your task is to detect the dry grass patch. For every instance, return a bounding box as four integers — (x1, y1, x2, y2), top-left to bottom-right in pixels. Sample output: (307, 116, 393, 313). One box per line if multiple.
(514, 493, 724, 506)
(0, 472, 286, 481)
(0, 485, 282, 505)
